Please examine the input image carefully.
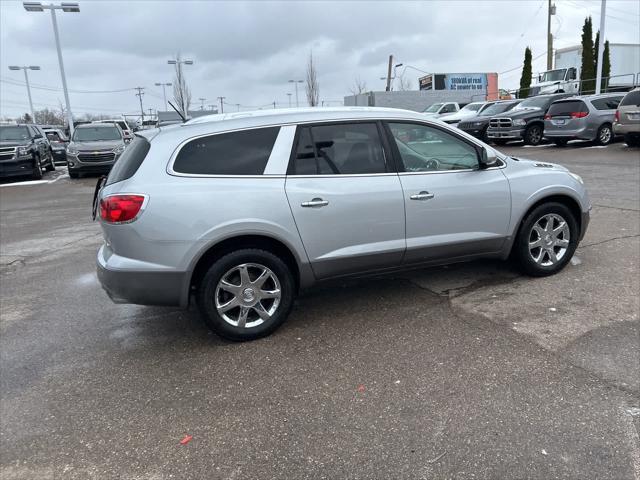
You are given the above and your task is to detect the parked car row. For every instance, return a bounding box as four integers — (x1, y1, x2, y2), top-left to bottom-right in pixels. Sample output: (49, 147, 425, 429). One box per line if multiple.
(428, 87, 640, 148)
(0, 124, 56, 179)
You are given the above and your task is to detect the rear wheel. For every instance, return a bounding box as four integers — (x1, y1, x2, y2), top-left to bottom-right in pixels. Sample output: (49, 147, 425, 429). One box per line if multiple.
(197, 249, 295, 341)
(514, 202, 578, 277)
(68, 170, 79, 179)
(32, 155, 43, 180)
(524, 124, 543, 145)
(45, 150, 56, 171)
(596, 123, 613, 145)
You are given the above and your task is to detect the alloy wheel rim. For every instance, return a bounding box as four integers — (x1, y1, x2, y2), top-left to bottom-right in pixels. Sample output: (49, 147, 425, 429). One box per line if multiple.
(528, 213, 570, 266)
(600, 127, 611, 144)
(214, 263, 281, 328)
(530, 127, 542, 143)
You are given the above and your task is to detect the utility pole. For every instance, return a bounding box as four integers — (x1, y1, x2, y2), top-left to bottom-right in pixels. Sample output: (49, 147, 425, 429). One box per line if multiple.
(547, 0, 556, 71)
(217, 96, 225, 114)
(287, 93, 292, 107)
(595, 0, 607, 94)
(273, 101, 276, 109)
(198, 97, 206, 110)
(236, 103, 240, 112)
(134, 86, 145, 125)
(385, 55, 393, 92)
(148, 108, 153, 117)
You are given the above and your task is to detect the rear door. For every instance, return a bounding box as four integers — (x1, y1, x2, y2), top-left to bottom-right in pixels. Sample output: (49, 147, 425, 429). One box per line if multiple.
(384, 121, 511, 264)
(285, 122, 405, 279)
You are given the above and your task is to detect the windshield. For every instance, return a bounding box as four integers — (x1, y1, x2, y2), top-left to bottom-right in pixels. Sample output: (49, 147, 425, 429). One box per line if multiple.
(117, 121, 129, 131)
(424, 103, 443, 113)
(73, 126, 122, 141)
(46, 131, 65, 142)
(0, 126, 30, 142)
(514, 96, 553, 110)
(540, 69, 566, 82)
(462, 103, 483, 112)
(480, 102, 519, 116)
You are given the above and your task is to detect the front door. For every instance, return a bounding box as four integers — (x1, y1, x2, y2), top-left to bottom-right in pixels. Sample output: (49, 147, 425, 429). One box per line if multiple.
(285, 122, 405, 279)
(384, 121, 511, 264)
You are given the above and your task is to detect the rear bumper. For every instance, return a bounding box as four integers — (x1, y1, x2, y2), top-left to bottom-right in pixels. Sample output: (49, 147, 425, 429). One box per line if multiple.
(96, 244, 188, 307)
(613, 123, 640, 135)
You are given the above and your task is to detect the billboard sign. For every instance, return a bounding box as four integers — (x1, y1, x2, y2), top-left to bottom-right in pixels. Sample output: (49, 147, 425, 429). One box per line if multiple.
(445, 73, 487, 91)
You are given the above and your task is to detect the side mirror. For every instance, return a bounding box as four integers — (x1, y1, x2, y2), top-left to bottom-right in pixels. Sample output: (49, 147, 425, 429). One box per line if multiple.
(480, 147, 499, 168)
(538, 75, 542, 82)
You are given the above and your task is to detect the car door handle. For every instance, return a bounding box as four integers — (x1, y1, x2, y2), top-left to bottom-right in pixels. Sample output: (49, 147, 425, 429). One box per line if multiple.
(301, 198, 329, 208)
(410, 191, 435, 201)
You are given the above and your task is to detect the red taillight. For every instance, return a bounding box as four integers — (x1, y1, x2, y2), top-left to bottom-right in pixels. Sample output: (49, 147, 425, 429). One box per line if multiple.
(99, 195, 146, 223)
(570, 111, 588, 119)
(614, 110, 620, 122)
(544, 114, 551, 120)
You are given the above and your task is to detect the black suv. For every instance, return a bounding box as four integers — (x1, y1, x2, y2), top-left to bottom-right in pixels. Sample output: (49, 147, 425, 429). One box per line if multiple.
(0, 124, 55, 179)
(486, 93, 572, 146)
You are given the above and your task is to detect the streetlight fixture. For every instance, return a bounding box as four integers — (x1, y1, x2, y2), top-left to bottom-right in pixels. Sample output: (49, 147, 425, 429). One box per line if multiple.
(286, 92, 292, 108)
(155, 82, 172, 110)
(23, 2, 79, 135)
(167, 59, 193, 65)
(288, 79, 303, 108)
(8, 65, 40, 122)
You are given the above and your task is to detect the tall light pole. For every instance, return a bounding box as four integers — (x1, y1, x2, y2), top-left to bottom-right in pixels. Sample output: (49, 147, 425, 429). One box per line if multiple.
(288, 79, 303, 108)
(595, 0, 607, 94)
(23, 2, 79, 136)
(286, 93, 292, 108)
(198, 97, 206, 110)
(154, 82, 172, 110)
(8, 65, 40, 122)
(217, 96, 225, 114)
(547, 0, 556, 71)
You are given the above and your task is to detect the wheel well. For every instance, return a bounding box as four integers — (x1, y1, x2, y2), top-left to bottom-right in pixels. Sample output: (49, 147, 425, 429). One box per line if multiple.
(190, 235, 300, 292)
(518, 194, 582, 235)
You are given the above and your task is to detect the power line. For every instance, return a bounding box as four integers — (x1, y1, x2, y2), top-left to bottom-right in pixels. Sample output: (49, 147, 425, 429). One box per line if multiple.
(0, 76, 137, 94)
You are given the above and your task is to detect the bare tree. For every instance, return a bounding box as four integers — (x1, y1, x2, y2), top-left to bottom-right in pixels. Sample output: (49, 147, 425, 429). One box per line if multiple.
(305, 52, 320, 107)
(349, 76, 367, 95)
(172, 53, 192, 115)
(34, 108, 64, 125)
(396, 73, 413, 91)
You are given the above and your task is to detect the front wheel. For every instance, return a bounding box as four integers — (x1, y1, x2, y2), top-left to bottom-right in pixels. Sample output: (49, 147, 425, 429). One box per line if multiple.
(32, 155, 43, 180)
(553, 139, 568, 147)
(524, 124, 543, 145)
(513, 202, 578, 277)
(596, 123, 613, 145)
(45, 151, 56, 171)
(197, 249, 295, 341)
(492, 139, 508, 146)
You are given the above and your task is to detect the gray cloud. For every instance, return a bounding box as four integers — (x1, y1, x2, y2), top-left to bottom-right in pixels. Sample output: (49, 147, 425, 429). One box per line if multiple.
(1, 0, 638, 118)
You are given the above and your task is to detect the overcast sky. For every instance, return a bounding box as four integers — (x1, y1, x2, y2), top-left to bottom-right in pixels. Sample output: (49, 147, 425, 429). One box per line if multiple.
(1, 0, 638, 120)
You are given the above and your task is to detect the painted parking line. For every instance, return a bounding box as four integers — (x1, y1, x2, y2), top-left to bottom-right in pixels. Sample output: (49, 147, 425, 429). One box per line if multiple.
(0, 168, 69, 188)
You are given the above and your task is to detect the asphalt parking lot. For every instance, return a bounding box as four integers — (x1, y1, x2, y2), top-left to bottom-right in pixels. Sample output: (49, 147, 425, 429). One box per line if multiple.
(1, 141, 639, 479)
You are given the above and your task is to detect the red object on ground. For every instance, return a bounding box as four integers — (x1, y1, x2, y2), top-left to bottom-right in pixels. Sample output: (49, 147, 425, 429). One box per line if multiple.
(180, 434, 193, 445)
(357, 384, 366, 393)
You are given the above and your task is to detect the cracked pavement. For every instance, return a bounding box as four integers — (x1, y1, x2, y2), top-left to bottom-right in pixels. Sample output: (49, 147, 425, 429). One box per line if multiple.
(1, 144, 639, 479)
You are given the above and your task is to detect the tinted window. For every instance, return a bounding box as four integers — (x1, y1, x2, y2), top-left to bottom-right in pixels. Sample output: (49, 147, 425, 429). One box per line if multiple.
(480, 102, 519, 116)
(174, 127, 279, 175)
(291, 123, 387, 175)
(547, 100, 588, 117)
(620, 91, 640, 107)
(441, 104, 457, 113)
(106, 136, 150, 186)
(388, 122, 479, 172)
(590, 97, 623, 110)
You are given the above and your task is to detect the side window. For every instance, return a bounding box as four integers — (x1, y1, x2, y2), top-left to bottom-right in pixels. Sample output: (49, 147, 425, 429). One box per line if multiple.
(591, 97, 623, 110)
(441, 104, 456, 113)
(291, 123, 387, 175)
(388, 122, 479, 172)
(173, 127, 280, 175)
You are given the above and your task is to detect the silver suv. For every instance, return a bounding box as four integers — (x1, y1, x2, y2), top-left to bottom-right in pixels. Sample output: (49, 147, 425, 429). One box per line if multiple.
(96, 108, 590, 341)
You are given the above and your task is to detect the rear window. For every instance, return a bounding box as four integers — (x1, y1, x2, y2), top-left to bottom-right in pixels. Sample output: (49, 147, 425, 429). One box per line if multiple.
(590, 97, 623, 110)
(106, 136, 150, 186)
(173, 127, 280, 175)
(620, 91, 640, 107)
(547, 100, 588, 117)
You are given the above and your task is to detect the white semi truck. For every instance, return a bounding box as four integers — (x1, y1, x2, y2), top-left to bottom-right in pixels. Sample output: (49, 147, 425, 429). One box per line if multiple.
(530, 43, 639, 96)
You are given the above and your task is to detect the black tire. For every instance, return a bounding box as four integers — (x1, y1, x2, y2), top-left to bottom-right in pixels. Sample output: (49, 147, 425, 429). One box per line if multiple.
(480, 126, 489, 143)
(45, 151, 56, 171)
(197, 249, 295, 341)
(553, 139, 568, 147)
(513, 202, 579, 277)
(68, 170, 79, 179)
(596, 123, 613, 145)
(524, 124, 543, 145)
(492, 139, 508, 146)
(624, 133, 639, 147)
(32, 155, 43, 180)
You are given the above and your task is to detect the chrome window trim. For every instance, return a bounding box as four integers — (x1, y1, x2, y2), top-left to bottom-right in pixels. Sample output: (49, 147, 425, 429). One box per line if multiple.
(287, 172, 399, 178)
(166, 115, 495, 178)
